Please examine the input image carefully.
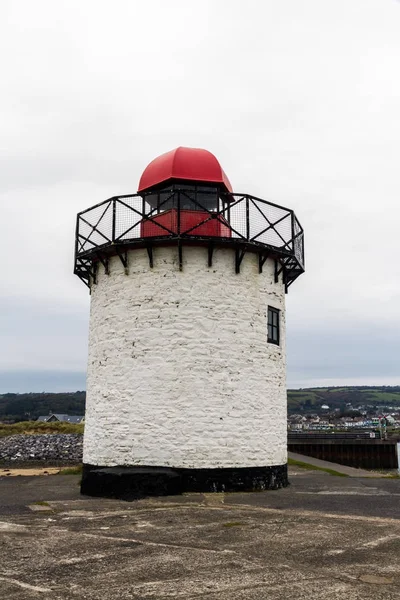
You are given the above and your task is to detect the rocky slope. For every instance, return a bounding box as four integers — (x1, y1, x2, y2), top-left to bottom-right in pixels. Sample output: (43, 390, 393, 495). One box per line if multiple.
(0, 434, 83, 466)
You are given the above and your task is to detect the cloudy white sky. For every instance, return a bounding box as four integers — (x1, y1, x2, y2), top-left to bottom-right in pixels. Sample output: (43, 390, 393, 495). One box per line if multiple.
(1, 0, 400, 392)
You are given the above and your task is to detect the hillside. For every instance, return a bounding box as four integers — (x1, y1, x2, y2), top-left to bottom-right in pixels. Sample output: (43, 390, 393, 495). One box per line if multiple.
(1, 387, 400, 421)
(0, 392, 86, 422)
(287, 386, 400, 413)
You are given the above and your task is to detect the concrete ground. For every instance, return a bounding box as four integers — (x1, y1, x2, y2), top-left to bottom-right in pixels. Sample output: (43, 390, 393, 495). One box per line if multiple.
(0, 466, 399, 599)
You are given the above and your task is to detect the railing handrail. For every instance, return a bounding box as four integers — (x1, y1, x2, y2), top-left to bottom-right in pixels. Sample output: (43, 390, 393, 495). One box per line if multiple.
(74, 189, 305, 289)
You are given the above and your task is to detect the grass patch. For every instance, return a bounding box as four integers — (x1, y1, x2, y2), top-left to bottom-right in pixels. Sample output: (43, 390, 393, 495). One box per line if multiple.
(223, 522, 244, 528)
(288, 458, 348, 477)
(0, 421, 84, 437)
(58, 465, 83, 476)
(32, 501, 50, 506)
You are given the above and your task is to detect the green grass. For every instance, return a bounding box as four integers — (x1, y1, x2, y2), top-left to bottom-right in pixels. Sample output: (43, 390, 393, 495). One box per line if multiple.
(288, 458, 349, 477)
(32, 501, 50, 506)
(0, 421, 84, 437)
(222, 522, 244, 528)
(58, 465, 83, 475)
(360, 391, 400, 403)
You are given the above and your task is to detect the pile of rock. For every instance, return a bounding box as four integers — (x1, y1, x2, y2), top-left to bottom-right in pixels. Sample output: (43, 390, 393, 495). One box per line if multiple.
(0, 434, 83, 466)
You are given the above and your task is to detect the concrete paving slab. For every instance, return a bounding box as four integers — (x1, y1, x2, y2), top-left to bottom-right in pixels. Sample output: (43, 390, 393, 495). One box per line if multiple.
(0, 467, 399, 599)
(28, 503, 53, 512)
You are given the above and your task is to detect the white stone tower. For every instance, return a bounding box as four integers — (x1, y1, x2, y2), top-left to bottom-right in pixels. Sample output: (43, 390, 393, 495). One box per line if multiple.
(74, 147, 305, 498)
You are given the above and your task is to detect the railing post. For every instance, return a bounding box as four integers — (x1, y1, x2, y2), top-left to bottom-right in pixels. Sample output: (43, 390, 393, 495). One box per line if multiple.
(74, 214, 80, 267)
(177, 190, 181, 235)
(246, 196, 250, 240)
(112, 198, 116, 244)
(291, 210, 295, 255)
(141, 195, 146, 240)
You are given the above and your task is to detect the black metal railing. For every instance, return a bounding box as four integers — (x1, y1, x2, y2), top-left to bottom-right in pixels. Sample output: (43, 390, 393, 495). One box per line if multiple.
(74, 189, 305, 289)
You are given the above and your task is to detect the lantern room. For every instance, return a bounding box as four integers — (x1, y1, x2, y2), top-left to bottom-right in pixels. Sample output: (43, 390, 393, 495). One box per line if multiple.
(74, 147, 305, 289)
(138, 147, 233, 238)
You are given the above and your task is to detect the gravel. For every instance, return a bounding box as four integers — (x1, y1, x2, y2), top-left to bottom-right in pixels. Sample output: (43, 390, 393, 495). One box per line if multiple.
(0, 434, 83, 466)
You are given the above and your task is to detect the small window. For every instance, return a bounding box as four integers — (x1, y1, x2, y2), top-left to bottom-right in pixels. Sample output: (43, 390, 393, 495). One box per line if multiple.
(268, 306, 280, 345)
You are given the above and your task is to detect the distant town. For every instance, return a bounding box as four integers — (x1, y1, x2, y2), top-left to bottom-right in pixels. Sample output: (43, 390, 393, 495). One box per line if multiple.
(287, 386, 400, 434)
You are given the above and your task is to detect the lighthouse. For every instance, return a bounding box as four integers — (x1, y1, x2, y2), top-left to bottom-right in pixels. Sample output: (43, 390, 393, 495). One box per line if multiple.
(74, 147, 305, 498)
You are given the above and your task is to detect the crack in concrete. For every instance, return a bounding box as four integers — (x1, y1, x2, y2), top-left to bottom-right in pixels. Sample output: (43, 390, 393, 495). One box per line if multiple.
(80, 531, 236, 555)
(0, 575, 52, 593)
(219, 503, 400, 525)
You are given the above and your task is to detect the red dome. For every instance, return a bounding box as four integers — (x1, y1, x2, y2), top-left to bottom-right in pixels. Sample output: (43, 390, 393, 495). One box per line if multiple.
(138, 147, 233, 193)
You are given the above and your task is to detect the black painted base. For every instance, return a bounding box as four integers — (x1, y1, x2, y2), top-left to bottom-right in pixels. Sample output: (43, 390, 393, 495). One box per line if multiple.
(81, 463, 289, 500)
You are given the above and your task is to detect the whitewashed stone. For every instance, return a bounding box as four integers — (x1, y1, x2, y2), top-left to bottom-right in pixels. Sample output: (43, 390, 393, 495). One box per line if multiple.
(83, 246, 286, 469)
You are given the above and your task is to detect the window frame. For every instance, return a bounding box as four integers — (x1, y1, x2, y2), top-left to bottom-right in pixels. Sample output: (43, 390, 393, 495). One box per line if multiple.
(267, 306, 280, 345)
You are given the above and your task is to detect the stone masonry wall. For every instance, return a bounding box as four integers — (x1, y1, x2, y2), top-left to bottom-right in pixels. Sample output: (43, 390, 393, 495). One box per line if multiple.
(84, 246, 287, 469)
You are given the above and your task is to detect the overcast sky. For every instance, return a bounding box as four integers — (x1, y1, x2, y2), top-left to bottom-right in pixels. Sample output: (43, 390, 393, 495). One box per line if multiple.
(1, 0, 400, 393)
